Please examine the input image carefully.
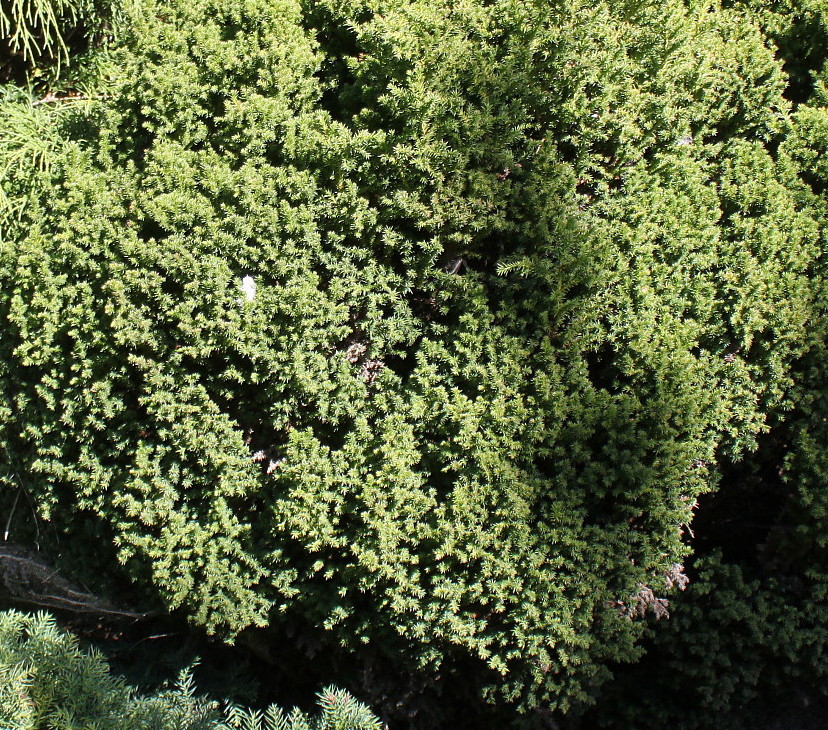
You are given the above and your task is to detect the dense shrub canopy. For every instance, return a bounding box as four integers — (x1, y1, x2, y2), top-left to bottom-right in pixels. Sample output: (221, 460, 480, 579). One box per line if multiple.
(0, 0, 825, 722)
(576, 2, 828, 725)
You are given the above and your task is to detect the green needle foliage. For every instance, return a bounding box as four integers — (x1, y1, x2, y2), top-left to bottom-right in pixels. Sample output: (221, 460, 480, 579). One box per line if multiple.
(573, 8, 828, 724)
(0, 0, 117, 77)
(0, 0, 75, 61)
(221, 688, 382, 730)
(0, 610, 380, 730)
(0, 0, 825, 723)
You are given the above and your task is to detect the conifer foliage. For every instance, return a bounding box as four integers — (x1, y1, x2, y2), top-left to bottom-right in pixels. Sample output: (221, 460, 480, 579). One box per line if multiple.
(0, 609, 381, 730)
(0, 0, 824, 722)
(576, 3, 828, 724)
(0, 0, 116, 77)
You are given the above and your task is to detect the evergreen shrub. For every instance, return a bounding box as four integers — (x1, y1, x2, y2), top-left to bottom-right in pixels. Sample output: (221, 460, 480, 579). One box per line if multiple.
(0, 610, 214, 730)
(573, 5, 828, 726)
(0, 0, 824, 721)
(0, 610, 381, 730)
(0, 0, 117, 77)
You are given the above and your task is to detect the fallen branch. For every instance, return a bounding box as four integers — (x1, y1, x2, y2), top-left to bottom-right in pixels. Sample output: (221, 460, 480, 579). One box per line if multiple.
(0, 543, 158, 619)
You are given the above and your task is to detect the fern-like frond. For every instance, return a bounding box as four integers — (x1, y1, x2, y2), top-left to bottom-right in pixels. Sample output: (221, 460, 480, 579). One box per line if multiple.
(0, 0, 76, 61)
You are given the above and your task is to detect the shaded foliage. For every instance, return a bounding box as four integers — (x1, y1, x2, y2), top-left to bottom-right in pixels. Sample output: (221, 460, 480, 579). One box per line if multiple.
(0, 609, 381, 730)
(0, 0, 118, 82)
(574, 8, 828, 724)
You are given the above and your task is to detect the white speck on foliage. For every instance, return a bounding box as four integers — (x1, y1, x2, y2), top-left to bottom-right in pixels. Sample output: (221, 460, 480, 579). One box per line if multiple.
(241, 275, 256, 301)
